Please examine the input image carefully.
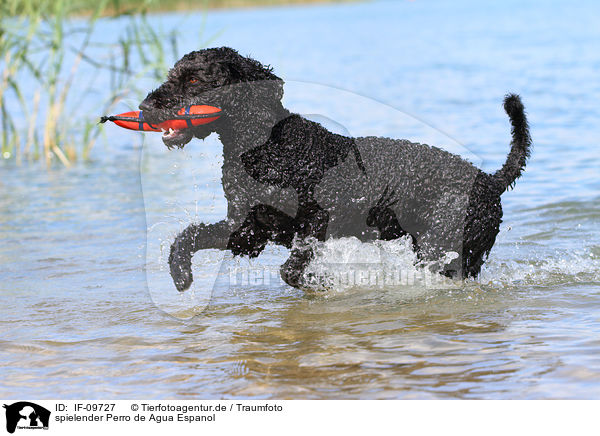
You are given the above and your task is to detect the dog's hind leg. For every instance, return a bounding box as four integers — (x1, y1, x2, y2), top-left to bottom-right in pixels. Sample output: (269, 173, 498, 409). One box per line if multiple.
(366, 187, 418, 250)
(169, 220, 233, 292)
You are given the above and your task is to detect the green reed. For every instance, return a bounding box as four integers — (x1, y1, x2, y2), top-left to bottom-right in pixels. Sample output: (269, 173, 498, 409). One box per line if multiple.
(0, 0, 183, 166)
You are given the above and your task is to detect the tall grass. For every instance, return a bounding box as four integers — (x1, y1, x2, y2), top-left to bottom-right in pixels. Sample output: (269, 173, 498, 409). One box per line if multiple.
(0, 0, 183, 166)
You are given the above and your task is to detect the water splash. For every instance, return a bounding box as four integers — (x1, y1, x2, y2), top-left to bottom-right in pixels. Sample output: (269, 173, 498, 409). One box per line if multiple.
(301, 236, 460, 294)
(477, 246, 600, 289)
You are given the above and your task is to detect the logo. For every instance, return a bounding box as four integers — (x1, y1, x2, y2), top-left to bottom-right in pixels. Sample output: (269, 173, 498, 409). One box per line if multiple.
(3, 402, 50, 434)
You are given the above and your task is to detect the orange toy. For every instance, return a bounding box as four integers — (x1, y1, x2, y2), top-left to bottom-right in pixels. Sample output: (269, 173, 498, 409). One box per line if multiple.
(100, 105, 222, 131)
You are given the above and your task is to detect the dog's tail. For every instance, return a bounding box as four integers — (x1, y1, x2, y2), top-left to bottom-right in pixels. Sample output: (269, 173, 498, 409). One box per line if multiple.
(493, 94, 532, 193)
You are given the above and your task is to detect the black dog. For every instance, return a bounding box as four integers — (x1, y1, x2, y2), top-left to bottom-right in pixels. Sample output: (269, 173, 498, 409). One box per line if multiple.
(139, 47, 531, 290)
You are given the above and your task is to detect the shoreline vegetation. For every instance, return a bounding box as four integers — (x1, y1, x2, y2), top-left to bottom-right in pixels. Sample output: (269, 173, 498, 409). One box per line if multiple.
(1, 0, 359, 166)
(107, 0, 361, 14)
(7, 0, 362, 17)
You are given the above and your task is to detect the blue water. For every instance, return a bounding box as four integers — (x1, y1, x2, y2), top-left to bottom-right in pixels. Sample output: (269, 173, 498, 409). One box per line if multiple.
(1, 0, 600, 399)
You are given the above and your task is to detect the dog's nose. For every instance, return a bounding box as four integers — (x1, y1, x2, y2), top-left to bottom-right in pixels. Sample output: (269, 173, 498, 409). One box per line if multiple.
(138, 101, 154, 112)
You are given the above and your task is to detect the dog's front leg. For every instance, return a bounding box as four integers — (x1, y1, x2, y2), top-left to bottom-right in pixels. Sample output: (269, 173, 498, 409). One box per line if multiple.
(227, 204, 297, 257)
(169, 220, 233, 292)
(280, 202, 329, 289)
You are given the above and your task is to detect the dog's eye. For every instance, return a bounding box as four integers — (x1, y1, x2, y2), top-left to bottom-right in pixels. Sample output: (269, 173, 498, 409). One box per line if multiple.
(189, 78, 198, 84)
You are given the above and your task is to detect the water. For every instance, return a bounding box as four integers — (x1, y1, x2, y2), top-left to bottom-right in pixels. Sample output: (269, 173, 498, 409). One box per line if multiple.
(1, 0, 600, 399)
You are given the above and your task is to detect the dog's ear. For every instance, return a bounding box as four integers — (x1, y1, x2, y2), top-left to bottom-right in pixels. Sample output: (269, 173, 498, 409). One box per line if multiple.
(221, 52, 284, 104)
(223, 51, 282, 83)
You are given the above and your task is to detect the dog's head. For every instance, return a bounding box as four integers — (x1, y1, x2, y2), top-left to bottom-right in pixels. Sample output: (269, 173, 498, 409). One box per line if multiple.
(241, 115, 366, 192)
(139, 47, 284, 149)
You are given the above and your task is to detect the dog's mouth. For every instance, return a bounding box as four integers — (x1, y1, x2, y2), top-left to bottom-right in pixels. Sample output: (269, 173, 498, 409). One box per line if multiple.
(161, 127, 194, 149)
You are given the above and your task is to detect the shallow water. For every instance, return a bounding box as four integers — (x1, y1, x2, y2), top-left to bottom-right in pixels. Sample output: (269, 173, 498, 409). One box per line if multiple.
(1, 0, 600, 399)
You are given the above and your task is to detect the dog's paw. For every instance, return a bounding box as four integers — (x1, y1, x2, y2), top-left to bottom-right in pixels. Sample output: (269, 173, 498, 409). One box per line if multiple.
(170, 261, 193, 292)
(280, 245, 316, 289)
(168, 249, 193, 292)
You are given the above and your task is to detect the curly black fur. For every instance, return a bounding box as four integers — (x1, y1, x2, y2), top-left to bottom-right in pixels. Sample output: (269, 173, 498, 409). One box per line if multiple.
(140, 47, 532, 290)
(493, 94, 532, 191)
